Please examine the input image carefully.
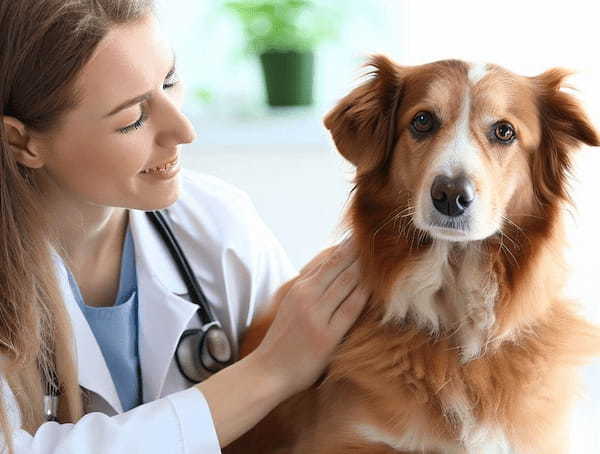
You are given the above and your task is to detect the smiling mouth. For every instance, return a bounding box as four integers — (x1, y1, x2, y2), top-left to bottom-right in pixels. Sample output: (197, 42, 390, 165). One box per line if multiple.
(141, 156, 179, 174)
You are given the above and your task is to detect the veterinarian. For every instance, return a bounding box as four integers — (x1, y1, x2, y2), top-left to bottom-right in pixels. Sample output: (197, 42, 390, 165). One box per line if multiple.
(0, 1, 369, 453)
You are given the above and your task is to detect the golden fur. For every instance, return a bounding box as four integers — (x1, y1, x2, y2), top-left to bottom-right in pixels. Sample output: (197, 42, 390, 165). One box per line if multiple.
(224, 56, 600, 454)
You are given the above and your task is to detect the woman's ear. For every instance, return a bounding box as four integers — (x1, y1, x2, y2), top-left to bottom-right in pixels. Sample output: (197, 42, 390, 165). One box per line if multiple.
(323, 54, 405, 173)
(531, 68, 600, 204)
(2, 116, 46, 169)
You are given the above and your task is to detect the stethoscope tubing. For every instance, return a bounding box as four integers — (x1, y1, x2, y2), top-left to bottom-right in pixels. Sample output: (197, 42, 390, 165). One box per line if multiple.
(145, 211, 215, 325)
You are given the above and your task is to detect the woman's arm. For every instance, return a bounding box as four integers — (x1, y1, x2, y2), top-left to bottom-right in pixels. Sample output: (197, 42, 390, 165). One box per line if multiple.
(194, 349, 288, 448)
(3, 385, 220, 453)
(196, 238, 369, 448)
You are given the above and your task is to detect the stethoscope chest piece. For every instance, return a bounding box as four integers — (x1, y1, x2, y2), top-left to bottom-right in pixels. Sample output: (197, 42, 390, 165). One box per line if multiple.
(175, 321, 233, 383)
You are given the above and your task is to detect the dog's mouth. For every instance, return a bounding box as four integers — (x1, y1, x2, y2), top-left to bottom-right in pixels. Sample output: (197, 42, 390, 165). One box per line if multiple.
(412, 212, 473, 242)
(422, 214, 502, 243)
(426, 224, 470, 241)
(423, 214, 473, 241)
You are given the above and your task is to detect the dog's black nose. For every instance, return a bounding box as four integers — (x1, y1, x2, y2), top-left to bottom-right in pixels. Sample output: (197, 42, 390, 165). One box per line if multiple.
(430, 175, 475, 217)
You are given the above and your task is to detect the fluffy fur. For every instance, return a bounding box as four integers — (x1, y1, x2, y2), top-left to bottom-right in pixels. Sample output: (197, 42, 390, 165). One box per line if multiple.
(224, 56, 600, 454)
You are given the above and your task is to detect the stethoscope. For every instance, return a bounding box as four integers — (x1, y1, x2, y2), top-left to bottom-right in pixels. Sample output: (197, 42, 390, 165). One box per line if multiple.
(44, 210, 233, 422)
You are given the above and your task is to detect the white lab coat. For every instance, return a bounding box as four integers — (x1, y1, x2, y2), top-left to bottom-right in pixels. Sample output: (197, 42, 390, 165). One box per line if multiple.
(1, 168, 297, 453)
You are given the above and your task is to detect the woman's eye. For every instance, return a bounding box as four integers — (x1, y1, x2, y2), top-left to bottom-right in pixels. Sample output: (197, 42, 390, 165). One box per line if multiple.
(410, 111, 437, 135)
(118, 72, 180, 134)
(118, 110, 148, 134)
(493, 121, 516, 144)
(163, 70, 179, 89)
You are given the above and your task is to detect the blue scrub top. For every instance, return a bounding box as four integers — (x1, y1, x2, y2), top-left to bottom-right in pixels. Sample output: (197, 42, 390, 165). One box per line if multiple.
(65, 222, 142, 412)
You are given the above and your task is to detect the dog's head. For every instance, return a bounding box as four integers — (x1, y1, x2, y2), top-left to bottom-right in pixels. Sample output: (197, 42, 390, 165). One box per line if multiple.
(325, 56, 599, 243)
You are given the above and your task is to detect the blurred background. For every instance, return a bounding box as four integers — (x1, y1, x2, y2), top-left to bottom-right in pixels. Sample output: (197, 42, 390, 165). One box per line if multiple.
(155, 1, 599, 448)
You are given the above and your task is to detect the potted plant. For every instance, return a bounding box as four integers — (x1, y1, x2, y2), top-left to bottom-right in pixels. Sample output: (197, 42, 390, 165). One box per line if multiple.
(224, 0, 338, 107)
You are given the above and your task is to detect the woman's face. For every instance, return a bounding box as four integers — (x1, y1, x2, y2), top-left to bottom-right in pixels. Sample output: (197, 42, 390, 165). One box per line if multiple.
(34, 13, 197, 211)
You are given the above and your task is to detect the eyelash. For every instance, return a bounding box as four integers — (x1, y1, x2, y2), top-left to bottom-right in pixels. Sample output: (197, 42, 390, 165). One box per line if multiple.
(118, 73, 179, 134)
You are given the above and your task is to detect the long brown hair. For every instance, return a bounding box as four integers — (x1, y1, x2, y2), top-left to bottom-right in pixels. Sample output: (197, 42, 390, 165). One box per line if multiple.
(0, 0, 154, 451)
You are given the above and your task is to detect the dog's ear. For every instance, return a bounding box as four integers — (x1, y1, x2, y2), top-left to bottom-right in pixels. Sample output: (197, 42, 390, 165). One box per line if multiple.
(532, 68, 600, 204)
(323, 54, 404, 173)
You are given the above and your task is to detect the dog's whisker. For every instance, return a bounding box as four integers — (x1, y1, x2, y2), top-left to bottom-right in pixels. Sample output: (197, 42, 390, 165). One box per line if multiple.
(501, 215, 535, 253)
(496, 230, 504, 257)
(370, 205, 413, 242)
(498, 227, 519, 251)
(503, 212, 545, 220)
(501, 215, 524, 234)
(501, 216, 525, 242)
(498, 233, 519, 267)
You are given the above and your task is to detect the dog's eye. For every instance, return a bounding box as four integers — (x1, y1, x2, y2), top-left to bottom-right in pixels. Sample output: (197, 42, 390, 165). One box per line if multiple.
(411, 111, 436, 134)
(493, 121, 516, 143)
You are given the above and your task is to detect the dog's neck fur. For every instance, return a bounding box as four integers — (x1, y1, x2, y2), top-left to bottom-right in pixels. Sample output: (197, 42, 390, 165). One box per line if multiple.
(385, 240, 499, 362)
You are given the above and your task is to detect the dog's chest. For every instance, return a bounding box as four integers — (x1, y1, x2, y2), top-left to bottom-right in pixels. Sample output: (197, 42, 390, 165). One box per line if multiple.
(365, 242, 507, 451)
(386, 242, 498, 362)
(354, 422, 515, 454)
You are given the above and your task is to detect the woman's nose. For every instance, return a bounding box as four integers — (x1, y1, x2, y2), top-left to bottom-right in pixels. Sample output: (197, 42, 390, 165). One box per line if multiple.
(155, 96, 197, 147)
(175, 114, 197, 145)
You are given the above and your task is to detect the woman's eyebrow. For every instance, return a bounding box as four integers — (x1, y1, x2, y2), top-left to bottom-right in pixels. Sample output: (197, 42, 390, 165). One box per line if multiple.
(103, 52, 176, 118)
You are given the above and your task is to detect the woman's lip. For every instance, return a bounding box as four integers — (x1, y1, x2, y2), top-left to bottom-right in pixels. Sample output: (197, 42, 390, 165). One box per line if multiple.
(141, 155, 178, 173)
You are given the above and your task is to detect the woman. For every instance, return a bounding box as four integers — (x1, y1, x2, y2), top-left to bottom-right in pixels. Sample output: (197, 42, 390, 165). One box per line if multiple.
(0, 1, 368, 452)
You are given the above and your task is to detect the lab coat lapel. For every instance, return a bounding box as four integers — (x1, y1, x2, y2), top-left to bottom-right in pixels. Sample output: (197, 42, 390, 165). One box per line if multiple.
(52, 252, 124, 414)
(129, 209, 199, 403)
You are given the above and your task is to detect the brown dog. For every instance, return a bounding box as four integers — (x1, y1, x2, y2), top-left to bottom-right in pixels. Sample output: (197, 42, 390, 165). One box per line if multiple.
(225, 55, 600, 454)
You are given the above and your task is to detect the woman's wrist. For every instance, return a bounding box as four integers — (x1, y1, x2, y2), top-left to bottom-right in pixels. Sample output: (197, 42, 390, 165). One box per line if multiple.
(245, 346, 297, 401)
(194, 350, 293, 448)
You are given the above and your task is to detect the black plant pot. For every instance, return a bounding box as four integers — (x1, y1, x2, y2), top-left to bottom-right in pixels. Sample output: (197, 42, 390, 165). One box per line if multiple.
(259, 50, 314, 106)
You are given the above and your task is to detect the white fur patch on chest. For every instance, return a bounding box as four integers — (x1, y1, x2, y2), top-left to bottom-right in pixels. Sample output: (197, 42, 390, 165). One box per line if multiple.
(354, 422, 515, 454)
(385, 241, 498, 362)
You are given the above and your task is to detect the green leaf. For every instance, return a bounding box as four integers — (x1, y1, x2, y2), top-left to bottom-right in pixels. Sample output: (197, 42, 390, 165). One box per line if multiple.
(222, 0, 340, 54)
(194, 87, 213, 103)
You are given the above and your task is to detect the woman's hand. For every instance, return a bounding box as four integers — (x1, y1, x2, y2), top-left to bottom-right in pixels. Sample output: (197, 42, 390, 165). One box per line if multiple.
(252, 238, 370, 397)
(195, 239, 369, 448)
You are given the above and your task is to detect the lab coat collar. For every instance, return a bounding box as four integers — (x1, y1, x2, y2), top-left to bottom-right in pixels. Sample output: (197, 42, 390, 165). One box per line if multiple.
(129, 209, 189, 296)
(53, 209, 200, 413)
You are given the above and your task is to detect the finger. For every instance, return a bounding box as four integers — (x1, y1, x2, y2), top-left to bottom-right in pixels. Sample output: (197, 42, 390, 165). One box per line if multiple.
(328, 285, 370, 336)
(293, 241, 350, 288)
(315, 260, 361, 318)
(298, 236, 355, 278)
(296, 246, 337, 280)
(305, 239, 358, 295)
